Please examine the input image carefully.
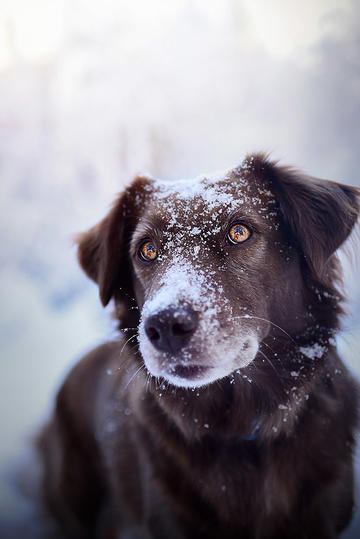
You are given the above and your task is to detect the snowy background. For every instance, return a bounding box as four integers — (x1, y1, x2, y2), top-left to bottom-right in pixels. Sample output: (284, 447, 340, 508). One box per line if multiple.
(0, 0, 359, 535)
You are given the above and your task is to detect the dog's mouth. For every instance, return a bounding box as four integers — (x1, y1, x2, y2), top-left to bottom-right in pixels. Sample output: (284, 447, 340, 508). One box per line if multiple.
(167, 364, 211, 380)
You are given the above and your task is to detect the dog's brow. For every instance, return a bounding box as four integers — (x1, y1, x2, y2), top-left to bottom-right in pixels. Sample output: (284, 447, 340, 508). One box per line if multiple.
(131, 216, 171, 253)
(133, 203, 268, 242)
(133, 216, 165, 235)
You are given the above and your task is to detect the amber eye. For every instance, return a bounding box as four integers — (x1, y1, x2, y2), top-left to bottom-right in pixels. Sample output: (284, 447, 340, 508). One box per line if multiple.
(227, 223, 252, 244)
(139, 240, 158, 262)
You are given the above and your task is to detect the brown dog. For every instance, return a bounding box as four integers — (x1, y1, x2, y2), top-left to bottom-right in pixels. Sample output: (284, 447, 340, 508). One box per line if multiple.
(38, 154, 359, 538)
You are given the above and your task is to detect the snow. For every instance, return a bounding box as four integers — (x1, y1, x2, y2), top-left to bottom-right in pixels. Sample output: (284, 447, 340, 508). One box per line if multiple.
(299, 343, 327, 360)
(142, 262, 214, 317)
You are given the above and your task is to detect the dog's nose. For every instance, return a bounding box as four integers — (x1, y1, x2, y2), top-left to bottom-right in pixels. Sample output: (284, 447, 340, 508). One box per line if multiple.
(145, 308, 198, 354)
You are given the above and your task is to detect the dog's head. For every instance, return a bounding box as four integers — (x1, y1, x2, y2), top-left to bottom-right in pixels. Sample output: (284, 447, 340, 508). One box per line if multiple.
(77, 154, 359, 388)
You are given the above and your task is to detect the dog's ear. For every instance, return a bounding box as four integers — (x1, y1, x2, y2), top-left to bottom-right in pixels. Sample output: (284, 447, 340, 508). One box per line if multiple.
(75, 175, 150, 306)
(250, 153, 360, 278)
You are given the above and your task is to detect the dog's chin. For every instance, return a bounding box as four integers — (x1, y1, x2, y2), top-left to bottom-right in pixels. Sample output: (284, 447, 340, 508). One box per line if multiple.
(162, 364, 221, 389)
(142, 346, 259, 389)
(149, 360, 253, 389)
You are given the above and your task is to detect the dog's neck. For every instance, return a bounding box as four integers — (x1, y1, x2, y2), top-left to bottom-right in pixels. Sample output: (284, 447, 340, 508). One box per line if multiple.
(128, 338, 336, 444)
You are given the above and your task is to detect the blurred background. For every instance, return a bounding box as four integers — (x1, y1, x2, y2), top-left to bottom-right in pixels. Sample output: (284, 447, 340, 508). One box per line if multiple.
(0, 0, 359, 536)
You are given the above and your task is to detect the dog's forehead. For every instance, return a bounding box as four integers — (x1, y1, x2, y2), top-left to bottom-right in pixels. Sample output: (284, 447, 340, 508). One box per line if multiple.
(139, 166, 276, 227)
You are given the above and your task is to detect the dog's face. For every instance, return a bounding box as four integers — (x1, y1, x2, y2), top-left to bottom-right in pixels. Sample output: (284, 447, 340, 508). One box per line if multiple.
(132, 171, 296, 388)
(77, 154, 359, 389)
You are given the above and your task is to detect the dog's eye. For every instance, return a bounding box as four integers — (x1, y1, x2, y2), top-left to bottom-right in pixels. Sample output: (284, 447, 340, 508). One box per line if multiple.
(227, 223, 252, 244)
(139, 240, 158, 262)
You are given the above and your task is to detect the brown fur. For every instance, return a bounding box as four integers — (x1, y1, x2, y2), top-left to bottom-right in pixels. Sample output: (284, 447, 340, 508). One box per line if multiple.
(37, 154, 359, 538)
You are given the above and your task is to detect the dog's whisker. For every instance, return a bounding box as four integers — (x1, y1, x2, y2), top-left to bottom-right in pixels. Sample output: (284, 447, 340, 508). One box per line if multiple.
(258, 349, 279, 376)
(233, 315, 296, 345)
(124, 363, 146, 390)
(129, 343, 140, 354)
(115, 354, 134, 374)
(145, 372, 151, 392)
(261, 339, 277, 355)
(119, 334, 138, 357)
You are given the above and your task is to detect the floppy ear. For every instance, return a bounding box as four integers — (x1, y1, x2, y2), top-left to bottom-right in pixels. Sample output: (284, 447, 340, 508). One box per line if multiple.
(75, 176, 150, 307)
(250, 153, 360, 278)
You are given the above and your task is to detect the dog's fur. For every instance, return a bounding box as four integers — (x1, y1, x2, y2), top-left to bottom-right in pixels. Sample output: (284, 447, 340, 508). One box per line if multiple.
(37, 154, 360, 538)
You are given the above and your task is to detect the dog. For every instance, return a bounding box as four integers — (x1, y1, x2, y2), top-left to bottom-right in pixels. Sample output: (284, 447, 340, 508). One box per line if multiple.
(37, 153, 359, 538)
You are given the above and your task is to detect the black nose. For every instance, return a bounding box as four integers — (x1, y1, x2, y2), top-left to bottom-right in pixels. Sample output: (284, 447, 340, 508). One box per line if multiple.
(145, 307, 199, 354)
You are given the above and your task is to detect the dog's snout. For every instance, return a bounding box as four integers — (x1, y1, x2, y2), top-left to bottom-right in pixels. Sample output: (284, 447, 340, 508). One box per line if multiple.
(145, 308, 198, 354)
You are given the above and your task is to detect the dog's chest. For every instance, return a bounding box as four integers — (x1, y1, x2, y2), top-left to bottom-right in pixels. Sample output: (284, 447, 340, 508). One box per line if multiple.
(134, 429, 293, 535)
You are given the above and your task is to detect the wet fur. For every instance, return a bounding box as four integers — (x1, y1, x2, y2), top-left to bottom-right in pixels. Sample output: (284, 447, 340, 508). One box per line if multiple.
(37, 154, 360, 538)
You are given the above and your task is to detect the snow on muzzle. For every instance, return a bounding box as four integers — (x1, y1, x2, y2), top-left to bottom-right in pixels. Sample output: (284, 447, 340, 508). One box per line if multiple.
(138, 263, 223, 377)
